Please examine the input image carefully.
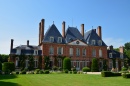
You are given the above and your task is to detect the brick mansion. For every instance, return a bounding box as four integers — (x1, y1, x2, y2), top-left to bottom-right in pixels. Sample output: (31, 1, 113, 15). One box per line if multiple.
(9, 19, 124, 71)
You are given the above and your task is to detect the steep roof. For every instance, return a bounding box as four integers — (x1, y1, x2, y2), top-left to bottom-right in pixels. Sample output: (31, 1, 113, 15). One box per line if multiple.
(65, 27, 86, 43)
(43, 24, 65, 44)
(84, 29, 107, 46)
(107, 50, 120, 58)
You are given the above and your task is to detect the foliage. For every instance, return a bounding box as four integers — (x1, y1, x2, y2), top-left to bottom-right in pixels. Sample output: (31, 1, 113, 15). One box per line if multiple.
(34, 69, 40, 74)
(16, 71, 19, 74)
(82, 67, 90, 72)
(112, 58, 116, 69)
(2, 62, 15, 72)
(91, 58, 99, 72)
(101, 71, 121, 77)
(20, 70, 26, 74)
(0, 61, 2, 70)
(122, 73, 130, 78)
(38, 56, 42, 69)
(71, 67, 76, 71)
(19, 54, 26, 71)
(28, 55, 34, 71)
(121, 66, 128, 71)
(52, 66, 58, 71)
(39, 70, 44, 74)
(114, 48, 119, 52)
(103, 59, 107, 71)
(44, 56, 50, 70)
(63, 57, 71, 71)
(0, 54, 9, 63)
(64, 69, 68, 73)
(44, 70, 49, 74)
(73, 71, 77, 74)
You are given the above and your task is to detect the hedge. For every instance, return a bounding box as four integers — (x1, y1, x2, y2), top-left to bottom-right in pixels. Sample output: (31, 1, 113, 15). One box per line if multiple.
(2, 62, 15, 72)
(82, 67, 90, 72)
(122, 73, 130, 78)
(63, 57, 71, 71)
(101, 71, 121, 77)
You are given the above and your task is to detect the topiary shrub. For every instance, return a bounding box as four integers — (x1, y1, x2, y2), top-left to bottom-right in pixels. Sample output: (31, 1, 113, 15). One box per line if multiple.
(101, 71, 113, 77)
(71, 67, 76, 71)
(2, 62, 15, 73)
(91, 58, 99, 72)
(63, 57, 71, 71)
(21, 70, 26, 74)
(34, 69, 40, 74)
(112, 72, 121, 76)
(44, 70, 49, 74)
(69, 71, 72, 74)
(16, 71, 19, 74)
(82, 67, 90, 72)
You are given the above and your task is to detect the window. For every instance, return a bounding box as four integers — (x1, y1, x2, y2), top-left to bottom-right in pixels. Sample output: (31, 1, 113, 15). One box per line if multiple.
(58, 59, 62, 67)
(50, 37, 54, 42)
(91, 40, 96, 45)
(58, 37, 62, 43)
(34, 58, 38, 68)
(120, 53, 123, 59)
(69, 48, 73, 56)
(98, 40, 102, 46)
(109, 53, 113, 58)
(16, 49, 21, 55)
(76, 61, 80, 69)
(25, 59, 29, 68)
(92, 49, 96, 57)
(49, 46, 54, 55)
(109, 60, 113, 69)
(99, 49, 102, 57)
(76, 48, 80, 56)
(34, 50, 38, 55)
(82, 49, 86, 56)
(57, 47, 63, 55)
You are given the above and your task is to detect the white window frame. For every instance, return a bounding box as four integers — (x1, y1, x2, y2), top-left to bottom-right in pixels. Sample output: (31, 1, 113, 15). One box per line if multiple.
(91, 40, 96, 45)
(58, 59, 62, 67)
(50, 37, 54, 42)
(16, 49, 21, 55)
(109, 60, 113, 69)
(82, 49, 86, 56)
(109, 53, 113, 58)
(58, 37, 62, 43)
(99, 49, 102, 57)
(76, 48, 80, 56)
(49, 46, 54, 55)
(57, 47, 63, 55)
(34, 50, 38, 55)
(92, 49, 96, 57)
(69, 48, 73, 56)
(34, 58, 38, 68)
(98, 40, 102, 46)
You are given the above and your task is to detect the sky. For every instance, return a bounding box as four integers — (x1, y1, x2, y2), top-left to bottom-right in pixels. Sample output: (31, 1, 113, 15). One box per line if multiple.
(0, 0, 130, 54)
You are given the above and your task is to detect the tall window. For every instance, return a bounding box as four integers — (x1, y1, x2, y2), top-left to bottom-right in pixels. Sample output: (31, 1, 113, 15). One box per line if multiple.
(99, 49, 102, 57)
(57, 47, 63, 55)
(69, 48, 73, 56)
(34, 58, 38, 68)
(16, 49, 21, 55)
(58, 37, 62, 43)
(76, 61, 80, 69)
(98, 40, 102, 46)
(82, 49, 86, 56)
(50, 37, 54, 42)
(76, 48, 80, 56)
(91, 40, 96, 45)
(58, 59, 62, 67)
(49, 46, 54, 55)
(25, 59, 29, 68)
(92, 49, 96, 57)
(34, 50, 38, 55)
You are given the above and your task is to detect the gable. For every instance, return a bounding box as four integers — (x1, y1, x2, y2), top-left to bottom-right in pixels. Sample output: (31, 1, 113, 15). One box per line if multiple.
(68, 39, 87, 46)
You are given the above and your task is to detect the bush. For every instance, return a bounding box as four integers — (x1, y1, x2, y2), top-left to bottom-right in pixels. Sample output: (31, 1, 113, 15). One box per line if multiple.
(71, 67, 76, 71)
(44, 70, 49, 74)
(82, 67, 90, 72)
(122, 73, 130, 78)
(101, 71, 121, 77)
(121, 66, 128, 71)
(63, 57, 71, 71)
(91, 58, 99, 72)
(64, 69, 68, 73)
(0, 61, 2, 71)
(73, 71, 77, 74)
(16, 71, 19, 74)
(39, 70, 44, 74)
(69, 71, 72, 74)
(34, 69, 40, 74)
(21, 70, 26, 74)
(52, 66, 58, 71)
(2, 62, 15, 72)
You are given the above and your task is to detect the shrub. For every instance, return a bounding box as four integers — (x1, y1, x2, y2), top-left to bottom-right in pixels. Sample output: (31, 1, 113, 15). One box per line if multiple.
(122, 73, 130, 78)
(101, 71, 121, 77)
(63, 57, 71, 71)
(69, 71, 72, 74)
(44, 70, 49, 74)
(16, 71, 19, 74)
(58, 67, 62, 71)
(121, 66, 128, 71)
(21, 70, 26, 74)
(71, 67, 76, 71)
(113, 72, 121, 76)
(0, 61, 2, 71)
(39, 70, 44, 74)
(52, 66, 58, 71)
(73, 71, 77, 74)
(2, 62, 15, 72)
(64, 69, 68, 73)
(35, 69, 40, 74)
(91, 58, 99, 72)
(82, 67, 90, 72)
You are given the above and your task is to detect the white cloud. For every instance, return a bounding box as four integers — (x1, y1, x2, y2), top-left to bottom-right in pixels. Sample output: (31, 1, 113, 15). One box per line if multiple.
(104, 38, 125, 48)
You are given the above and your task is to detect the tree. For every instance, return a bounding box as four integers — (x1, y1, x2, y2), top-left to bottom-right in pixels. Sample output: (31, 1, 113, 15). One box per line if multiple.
(0, 61, 2, 70)
(91, 58, 99, 72)
(19, 54, 26, 70)
(28, 55, 34, 71)
(63, 57, 71, 71)
(114, 48, 119, 52)
(44, 56, 50, 70)
(0, 54, 9, 63)
(124, 42, 130, 66)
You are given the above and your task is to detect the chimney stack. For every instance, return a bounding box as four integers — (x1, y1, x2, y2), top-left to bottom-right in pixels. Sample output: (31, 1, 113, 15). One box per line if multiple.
(97, 26, 102, 39)
(109, 45, 113, 50)
(81, 24, 84, 37)
(40, 19, 45, 44)
(39, 22, 41, 45)
(27, 40, 29, 46)
(119, 46, 124, 53)
(10, 39, 14, 53)
(62, 21, 65, 38)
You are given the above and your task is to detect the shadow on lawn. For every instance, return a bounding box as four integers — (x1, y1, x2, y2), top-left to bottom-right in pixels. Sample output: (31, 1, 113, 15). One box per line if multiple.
(0, 81, 21, 86)
(0, 75, 17, 80)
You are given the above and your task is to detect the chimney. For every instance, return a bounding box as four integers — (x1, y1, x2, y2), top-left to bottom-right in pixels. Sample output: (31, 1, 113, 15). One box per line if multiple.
(27, 40, 29, 46)
(94, 29, 96, 32)
(81, 24, 84, 37)
(62, 21, 65, 38)
(10, 39, 14, 53)
(39, 22, 41, 45)
(97, 26, 102, 39)
(109, 45, 113, 50)
(40, 19, 45, 43)
(119, 46, 124, 53)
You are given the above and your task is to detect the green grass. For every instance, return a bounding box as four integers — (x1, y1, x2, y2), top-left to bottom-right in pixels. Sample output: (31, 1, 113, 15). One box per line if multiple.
(0, 74, 130, 86)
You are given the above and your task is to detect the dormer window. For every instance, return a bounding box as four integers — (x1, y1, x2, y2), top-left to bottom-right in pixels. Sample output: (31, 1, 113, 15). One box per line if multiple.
(58, 37, 62, 43)
(50, 37, 54, 42)
(109, 53, 113, 58)
(98, 40, 102, 46)
(91, 40, 96, 45)
(34, 50, 38, 55)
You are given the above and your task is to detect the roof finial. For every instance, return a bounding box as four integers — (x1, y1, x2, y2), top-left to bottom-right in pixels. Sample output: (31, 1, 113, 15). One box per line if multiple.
(53, 21, 54, 24)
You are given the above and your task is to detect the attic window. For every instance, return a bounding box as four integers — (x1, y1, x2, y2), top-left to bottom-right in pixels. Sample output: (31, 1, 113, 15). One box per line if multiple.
(91, 40, 96, 45)
(98, 40, 102, 46)
(50, 37, 54, 42)
(58, 37, 62, 43)
(109, 53, 113, 58)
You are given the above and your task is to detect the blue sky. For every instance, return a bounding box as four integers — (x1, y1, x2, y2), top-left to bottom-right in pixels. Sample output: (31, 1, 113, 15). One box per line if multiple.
(0, 0, 130, 54)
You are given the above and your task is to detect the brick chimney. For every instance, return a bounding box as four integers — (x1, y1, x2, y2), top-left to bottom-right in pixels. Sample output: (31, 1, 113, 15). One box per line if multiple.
(97, 26, 102, 39)
(109, 45, 113, 50)
(81, 24, 84, 37)
(119, 46, 124, 53)
(39, 22, 41, 45)
(10, 39, 14, 53)
(27, 40, 29, 46)
(40, 19, 45, 43)
(62, 21, 65, 38)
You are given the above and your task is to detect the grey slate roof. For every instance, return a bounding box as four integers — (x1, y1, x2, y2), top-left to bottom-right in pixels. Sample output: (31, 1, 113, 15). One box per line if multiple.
(14, 45, 41, 50)
(84, 29, 107, 46)
(107, 50, 120, 58)
(43, 24, 66, 44)
(65, 27, 86, 43)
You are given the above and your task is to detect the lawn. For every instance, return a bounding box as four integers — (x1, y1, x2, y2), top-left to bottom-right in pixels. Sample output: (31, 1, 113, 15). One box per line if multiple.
(0, 74, 130, 86)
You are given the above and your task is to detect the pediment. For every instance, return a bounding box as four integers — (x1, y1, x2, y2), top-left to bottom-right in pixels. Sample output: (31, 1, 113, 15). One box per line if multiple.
(68, 39, 87, 46)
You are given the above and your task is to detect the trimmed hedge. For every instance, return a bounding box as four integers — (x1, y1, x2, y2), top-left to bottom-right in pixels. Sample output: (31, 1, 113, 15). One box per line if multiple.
(63, 57, 71, 71)
(101, 71, 121, 77)
(122, 73, 130, 78)
(82, 67, 90, 72)
(73, 71, 77, 74)
(91, 58, 99, 72)
(2, 62, 15, 73)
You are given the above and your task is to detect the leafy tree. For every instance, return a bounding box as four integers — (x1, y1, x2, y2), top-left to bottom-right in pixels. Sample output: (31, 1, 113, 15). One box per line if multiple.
(0, 61, 2, 70)
(91, 58, 99, 72)
(125, 42, 130, 50)
(63, 57, 71, 71)
(0, 54, 9, 63)
(114, 48, 119, 52)
(28, 55, 34, 71)
(19, 54, 26, 70)
(124, 42, 130, 66)
(44, 56, 50, 70)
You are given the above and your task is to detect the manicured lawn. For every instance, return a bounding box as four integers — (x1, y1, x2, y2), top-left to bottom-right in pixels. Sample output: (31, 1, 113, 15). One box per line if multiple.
(0, 74, 130, 86)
